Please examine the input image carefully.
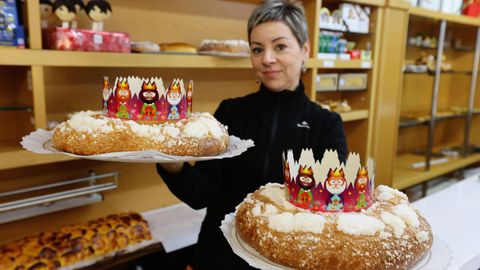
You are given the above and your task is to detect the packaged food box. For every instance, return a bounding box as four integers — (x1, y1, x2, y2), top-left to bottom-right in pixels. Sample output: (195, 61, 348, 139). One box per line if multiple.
(316, 73, 338, 92)
(338, 73, 368, 91)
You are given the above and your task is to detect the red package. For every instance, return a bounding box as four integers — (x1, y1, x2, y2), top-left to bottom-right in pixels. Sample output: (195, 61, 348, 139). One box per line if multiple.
(349, 50, 361, 60)
(463, 2, 480, 17)
(47, 27, 131, 53)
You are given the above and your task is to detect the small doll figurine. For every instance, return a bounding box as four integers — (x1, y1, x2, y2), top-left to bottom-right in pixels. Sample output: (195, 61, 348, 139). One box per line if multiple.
(86, 0, 112, 31)
(71, 0, 86, 29)
(40, 0, 54, 29)
(53, 0, 77, 28)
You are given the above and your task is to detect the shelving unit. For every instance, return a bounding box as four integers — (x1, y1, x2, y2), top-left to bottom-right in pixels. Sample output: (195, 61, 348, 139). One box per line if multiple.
(371, 1, 480, 188)
(316, 0, 384, 158)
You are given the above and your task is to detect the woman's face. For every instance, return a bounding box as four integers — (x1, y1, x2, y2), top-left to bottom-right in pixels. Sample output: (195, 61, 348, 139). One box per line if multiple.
(250, 21, 309, 92)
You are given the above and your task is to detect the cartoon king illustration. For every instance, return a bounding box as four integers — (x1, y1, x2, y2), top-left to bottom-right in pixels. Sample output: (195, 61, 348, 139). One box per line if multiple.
(325, 168, 347, 211)
(295, 165, 316, 209)
(102, 76, 111, 115)
(354, 167, 369, 210)
(115, 78, 131, 119)
(187, 80, 193, 117)
(166, 80, 182, 120)
(139, 80, 159, 121)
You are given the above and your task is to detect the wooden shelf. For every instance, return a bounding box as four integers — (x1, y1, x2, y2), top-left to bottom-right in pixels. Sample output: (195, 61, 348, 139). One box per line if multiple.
(399, 111, 467, 128)
(340, 109, 369, 122)
(0, 141, 74, 170)
(409, 7, 480, 26)
(393, 152, 480, 189)
(315, 59, 372, 69)
(0, 49, 254, 68)
(322, 0, 386, 6)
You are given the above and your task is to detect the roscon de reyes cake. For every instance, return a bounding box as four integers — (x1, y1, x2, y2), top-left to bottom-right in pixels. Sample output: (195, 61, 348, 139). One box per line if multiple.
(234, 149, 433, 270)
(52, 76, 229, 156)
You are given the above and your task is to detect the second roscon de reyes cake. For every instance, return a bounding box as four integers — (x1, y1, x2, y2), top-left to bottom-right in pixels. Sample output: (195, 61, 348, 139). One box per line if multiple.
(52, 76, 229, 156)
(234, 149, 433, 270)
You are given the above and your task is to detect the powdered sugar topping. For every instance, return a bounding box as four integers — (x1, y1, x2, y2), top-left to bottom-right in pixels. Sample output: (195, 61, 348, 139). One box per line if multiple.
(391, 204, 420, 227)
(337, 213, 385, 235)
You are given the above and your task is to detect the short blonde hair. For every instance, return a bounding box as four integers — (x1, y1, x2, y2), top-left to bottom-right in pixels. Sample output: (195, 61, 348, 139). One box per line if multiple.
(247, 0, 309, 46)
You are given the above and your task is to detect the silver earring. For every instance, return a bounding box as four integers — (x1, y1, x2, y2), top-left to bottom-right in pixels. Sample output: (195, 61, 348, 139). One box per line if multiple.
(301, 61, 307, 73)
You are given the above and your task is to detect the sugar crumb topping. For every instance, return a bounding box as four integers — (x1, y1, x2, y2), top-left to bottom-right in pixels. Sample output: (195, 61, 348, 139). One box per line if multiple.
(391, 204, 420, 227)
(62, 111, 225, 140)
(381, 212, 406, 238)
(337, 213, 385, 236)
(415, 231, 429, 243)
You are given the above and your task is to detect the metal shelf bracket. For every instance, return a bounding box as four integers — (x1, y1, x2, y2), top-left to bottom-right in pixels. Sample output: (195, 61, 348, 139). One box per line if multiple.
(0, 171, 119, 224)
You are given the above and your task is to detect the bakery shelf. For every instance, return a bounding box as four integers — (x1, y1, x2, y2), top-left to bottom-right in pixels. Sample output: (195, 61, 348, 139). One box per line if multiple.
(409, 7, 480, 27)
(393, 152, 480, 190)
(403, 70, 473, 75)
(0, 104, 33, 111)
(0, 141, 75, 170)
(399, 112, 467, 128)
(322, 0, 386, 7)
(340, 109, 369, 122)
(0, 49, 254, 68)
(315, 59, 372, 69)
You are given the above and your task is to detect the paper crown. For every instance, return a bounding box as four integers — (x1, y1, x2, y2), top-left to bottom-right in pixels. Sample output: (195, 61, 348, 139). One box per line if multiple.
(101, 76, 194, 122)
(283, 149, 375, 212)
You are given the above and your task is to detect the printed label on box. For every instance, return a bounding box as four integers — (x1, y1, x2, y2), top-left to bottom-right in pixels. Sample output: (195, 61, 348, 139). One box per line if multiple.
(93, 34, 103, 44)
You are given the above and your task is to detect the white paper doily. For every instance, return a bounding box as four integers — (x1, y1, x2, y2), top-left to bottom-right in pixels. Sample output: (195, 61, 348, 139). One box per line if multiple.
(221, 213, 452, 270)
(21, 129, 254, 163)
(198, 50, 250, 58)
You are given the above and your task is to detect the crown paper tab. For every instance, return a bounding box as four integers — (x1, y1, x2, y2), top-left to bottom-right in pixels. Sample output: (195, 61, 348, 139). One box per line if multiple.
(283, 149, 375, 212)
(102, 76, 193, 122)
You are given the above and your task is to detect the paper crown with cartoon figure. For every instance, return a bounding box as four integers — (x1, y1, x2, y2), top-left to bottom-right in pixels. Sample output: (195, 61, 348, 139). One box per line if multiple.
(101, 76, 193, 122)
(283, 149, 375, 212)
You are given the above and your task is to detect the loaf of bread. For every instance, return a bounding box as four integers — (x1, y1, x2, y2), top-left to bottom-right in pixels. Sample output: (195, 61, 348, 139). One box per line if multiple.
(198, 39, 250, 54)
(0, 212, 153, 270)
(235, 183, 433, 270)
(52, 111, 229, 156)
(131, 41, 160, 53)
(159, 42, 197, 53)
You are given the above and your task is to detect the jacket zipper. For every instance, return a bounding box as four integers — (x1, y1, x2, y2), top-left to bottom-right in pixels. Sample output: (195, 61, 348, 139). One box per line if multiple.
(261, 96, 281, 182)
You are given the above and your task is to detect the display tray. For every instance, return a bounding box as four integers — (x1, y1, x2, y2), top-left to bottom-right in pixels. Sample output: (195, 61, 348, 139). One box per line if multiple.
(198, 50, 250, 58)
(61, 211, 168, 270)
(21, 129, 254, 163)
(221, 213, 452, 270)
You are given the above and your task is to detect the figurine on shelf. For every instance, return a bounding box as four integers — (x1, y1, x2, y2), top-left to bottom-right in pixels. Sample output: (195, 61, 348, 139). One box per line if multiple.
(53, 0, 77, 29)
(70, 0, 85, 29)
(39, 0, 54, 29)
(86, 0, 112, 31)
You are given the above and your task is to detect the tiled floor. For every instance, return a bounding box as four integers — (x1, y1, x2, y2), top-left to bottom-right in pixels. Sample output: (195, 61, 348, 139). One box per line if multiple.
(403, 165, 480, 202)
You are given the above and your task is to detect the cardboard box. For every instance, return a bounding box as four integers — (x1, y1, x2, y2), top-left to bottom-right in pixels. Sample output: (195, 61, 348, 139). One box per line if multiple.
(47, 27, 131, 52)
(338, 73, 368, 91)
(441, 0, 462, 14)
(316, 73, 338, 92)
(418, 0, 441, 11)
(0, 0, 21, 47)
(340, 3, 370, 34)
(405, 0, 418, 6)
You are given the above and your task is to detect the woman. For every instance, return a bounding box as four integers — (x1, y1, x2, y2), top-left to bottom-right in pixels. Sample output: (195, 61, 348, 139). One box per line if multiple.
(157, 0, 348, 269)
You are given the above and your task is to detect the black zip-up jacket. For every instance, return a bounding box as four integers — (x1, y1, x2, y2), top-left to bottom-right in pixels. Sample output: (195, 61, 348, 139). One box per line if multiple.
(156, 81, 348, 269)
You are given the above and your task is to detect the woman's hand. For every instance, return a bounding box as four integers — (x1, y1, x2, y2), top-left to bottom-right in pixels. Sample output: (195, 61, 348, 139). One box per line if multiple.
(160, 162, 184, 175)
